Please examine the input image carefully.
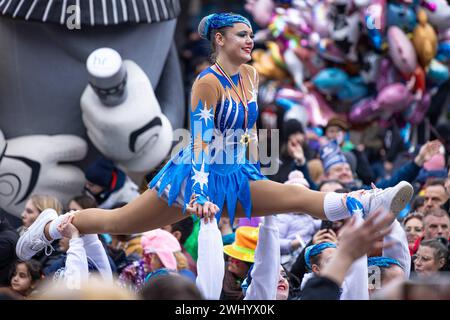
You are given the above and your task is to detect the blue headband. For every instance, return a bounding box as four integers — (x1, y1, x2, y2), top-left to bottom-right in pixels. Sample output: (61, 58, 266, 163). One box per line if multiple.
(198, 13, 251, 40)
(367, 257, 402, 269)
(304, 242, 337, 271)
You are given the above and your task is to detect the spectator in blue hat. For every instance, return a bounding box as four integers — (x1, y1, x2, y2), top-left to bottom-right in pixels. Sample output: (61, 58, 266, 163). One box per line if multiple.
(84, 157, 140, 209)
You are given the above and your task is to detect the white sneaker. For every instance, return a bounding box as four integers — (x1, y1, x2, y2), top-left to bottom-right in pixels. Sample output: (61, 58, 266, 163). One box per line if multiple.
(345, 181, 413, 219)
(15, 208, 58, 261)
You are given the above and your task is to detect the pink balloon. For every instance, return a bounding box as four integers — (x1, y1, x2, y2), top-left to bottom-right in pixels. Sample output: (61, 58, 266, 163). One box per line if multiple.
(407, 92, 431, 125)
(377, 83, 414, 113)
(376, 58, 403, 92)
(244, 0, 275, 28)
(349, 97, 380, 124)
(388, 26, 418, 76)
(277, 88, 305, 101)
(303, 90, 337, 126)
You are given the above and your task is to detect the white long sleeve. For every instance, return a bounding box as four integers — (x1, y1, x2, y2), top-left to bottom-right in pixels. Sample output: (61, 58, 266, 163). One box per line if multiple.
(382, 220, 411, 279)
(64, 237, 89, 289)
(196, 218, 225, 300)
(245, 216, 280, 300)
(340, 213, 369, 300)
(82, 234, 113, 283)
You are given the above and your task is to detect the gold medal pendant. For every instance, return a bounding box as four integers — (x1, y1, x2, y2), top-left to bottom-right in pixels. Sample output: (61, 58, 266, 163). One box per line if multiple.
(240, 131, 250, 146)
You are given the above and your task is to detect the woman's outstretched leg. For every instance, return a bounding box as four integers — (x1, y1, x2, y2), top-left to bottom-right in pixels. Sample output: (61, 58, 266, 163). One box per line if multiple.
(17, 189, 189, 261)
(234, 179, 413, 222)
(61, 189, 186, 235)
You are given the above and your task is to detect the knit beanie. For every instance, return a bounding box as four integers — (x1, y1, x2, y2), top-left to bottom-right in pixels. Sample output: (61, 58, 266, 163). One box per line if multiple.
(85, 157, 115, 188)
(284, 170, 310, 188)
(320, 140, 349, 172)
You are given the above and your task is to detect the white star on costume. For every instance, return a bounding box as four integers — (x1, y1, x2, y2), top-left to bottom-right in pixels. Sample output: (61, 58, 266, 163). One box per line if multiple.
(192, 161, 209, 192)
(195, 106, 214, 125)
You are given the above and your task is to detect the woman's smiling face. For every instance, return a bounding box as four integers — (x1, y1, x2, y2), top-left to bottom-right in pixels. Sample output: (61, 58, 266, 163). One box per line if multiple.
(217, 23, 254, 65)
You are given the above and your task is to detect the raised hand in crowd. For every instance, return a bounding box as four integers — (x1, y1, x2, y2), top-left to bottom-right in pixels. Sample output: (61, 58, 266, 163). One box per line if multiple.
(414, 140, 442, 167)
(312, 229, 338, 245)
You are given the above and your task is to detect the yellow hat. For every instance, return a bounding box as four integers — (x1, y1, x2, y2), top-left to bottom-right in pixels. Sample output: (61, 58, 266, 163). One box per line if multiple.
(223, 226, 259, 263)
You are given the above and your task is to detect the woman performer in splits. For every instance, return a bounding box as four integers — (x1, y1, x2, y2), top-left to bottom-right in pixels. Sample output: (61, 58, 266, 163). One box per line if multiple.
(16, 13, 414, 261)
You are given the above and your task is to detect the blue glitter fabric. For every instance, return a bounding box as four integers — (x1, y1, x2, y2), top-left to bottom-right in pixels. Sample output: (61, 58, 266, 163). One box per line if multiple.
(367, 256, 402, 269)
(304, 242, 337, 271)
(200, 13, 251, 40)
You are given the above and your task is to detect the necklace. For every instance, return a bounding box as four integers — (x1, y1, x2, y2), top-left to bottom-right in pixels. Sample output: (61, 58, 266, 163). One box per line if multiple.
(214, 62, 251, 146)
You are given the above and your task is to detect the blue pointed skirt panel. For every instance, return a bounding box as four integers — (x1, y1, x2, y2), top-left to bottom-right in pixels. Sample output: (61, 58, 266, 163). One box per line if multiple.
(149, 146, 266, 224)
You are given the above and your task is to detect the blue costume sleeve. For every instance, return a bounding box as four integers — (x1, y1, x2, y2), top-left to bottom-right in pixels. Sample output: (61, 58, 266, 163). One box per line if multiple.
(190, 81, 218, 205)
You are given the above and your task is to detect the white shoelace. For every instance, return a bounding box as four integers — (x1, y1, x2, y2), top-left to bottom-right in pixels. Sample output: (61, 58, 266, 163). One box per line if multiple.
(30, 238, 54, 256)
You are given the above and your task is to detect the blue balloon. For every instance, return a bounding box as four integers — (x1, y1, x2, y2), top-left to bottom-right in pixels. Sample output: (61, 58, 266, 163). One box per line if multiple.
(437, 42, 450, 62)
(427, 59, 450, 85)
(312, 68, 349, 95)
(387, 3, 417, 32)
(338, 77, 369, 103)
(275, 97, 297, 110)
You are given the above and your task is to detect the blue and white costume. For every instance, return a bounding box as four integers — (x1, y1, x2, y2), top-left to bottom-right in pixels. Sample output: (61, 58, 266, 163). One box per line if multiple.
(150, 63, 266, 223)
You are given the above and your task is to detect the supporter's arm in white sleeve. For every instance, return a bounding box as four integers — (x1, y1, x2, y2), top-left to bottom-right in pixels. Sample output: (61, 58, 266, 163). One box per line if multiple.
(196, 218, 225, 300)
(245, 216, 280, 300)
(64, 237, 89, 288)
(82, 234, 113, 283)
(382, 220, 411, 279)
(340, 214, 369, 300)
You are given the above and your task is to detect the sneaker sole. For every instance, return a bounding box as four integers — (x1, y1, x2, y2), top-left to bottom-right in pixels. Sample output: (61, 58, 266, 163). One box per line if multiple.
(15, 209, 57, 261)
(389, 181, 414, 216)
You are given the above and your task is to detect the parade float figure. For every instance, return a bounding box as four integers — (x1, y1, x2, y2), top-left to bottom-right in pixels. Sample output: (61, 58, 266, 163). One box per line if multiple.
(0, 0, 184, 219)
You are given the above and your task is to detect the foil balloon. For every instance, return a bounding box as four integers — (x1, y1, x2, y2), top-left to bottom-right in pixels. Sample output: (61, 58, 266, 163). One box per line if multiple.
(349, 97, 380, 124)
(294, 45, 325, 78)
(252, 49, 289, 80)
(303, 90, 337, 127)
(312, 1, 331, 37)
(363, 0, 387, 50)
(427, 59, 450, 85)
(387, 3, 417, 32)
(329, 3, 361, 61)
(412, 9, 438, 67)
(388, 26, 418, 77)
(376, 58, 402, 92)
(406, 91, 431, 125)
(312, 68, 348, 95)
(276, 87, 304, 102)
(410, 65, 426, 96)
(284, 48, 307, 91)
(283, 103, 310, 130)
(423, 0, 450, 30)
(244, 0, 275, 28)
(360, 52, 382, 84)
(316, 38, 347, 63)
(337, 77, 369, 103)
(377, 83, 414, 113)
(437, 41, 450, 62)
